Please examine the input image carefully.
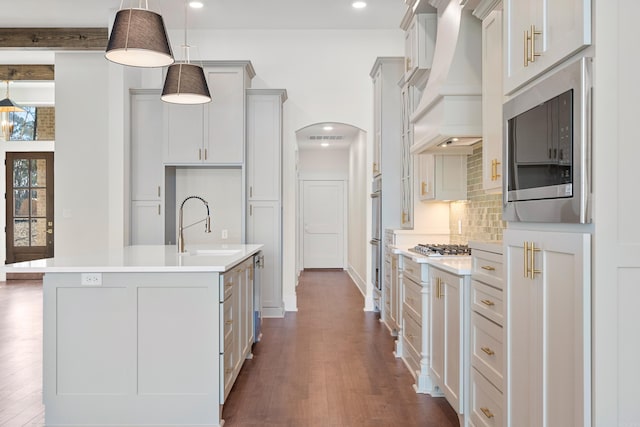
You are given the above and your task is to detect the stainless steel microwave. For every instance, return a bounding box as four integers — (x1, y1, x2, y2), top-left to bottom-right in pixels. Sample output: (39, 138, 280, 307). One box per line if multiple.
(503, 57, 592, 223)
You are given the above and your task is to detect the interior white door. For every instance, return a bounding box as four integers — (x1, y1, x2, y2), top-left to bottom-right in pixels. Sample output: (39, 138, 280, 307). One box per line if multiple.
(302, 180, 345, 269)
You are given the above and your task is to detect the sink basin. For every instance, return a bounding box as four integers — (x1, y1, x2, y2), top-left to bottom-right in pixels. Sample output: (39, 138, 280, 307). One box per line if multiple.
(190, 249, 242, 256)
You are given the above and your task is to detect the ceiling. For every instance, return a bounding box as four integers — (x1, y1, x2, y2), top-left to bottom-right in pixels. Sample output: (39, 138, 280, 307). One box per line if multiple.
(0, 0, 407, 30)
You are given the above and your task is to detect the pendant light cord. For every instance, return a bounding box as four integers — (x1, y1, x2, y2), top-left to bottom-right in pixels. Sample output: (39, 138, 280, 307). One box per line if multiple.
(183, 0, 190, 64)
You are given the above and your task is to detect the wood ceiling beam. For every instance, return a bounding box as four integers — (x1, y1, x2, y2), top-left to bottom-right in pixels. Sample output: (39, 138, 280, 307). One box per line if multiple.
(0, 64, 55, 81)
(0, 28, 108, 50)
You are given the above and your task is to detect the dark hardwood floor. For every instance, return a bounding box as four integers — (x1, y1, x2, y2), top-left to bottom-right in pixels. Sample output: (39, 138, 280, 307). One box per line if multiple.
(0, 271, 459, 427)
(222, 270, 459, 427)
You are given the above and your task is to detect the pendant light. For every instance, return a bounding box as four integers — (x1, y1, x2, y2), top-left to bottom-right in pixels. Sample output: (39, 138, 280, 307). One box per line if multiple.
(105, 0, 174, 67)
(0, 81, 24, 141)
(161, 0, 211, 104)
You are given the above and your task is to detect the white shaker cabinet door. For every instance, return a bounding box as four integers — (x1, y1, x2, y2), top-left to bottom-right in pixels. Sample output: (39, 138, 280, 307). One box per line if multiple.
(205, 68, 245, 165)
(164, 103, 205, 164)
(246, 91, 283, 201)
(131, 201, 163, 245)
(504, 0, 591, 94)
(504, 229, 591, 427)
(131, 91, 163, 201)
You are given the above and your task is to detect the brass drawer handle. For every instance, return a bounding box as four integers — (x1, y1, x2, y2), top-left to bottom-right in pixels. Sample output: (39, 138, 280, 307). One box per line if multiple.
(481, 265, 496, 271)
(480, 299, 495, 307)
(480, 407, 494, 419)
(481, 346, 495, 356)
(225, 368, 233, 374)
(225, 320, 233, 325)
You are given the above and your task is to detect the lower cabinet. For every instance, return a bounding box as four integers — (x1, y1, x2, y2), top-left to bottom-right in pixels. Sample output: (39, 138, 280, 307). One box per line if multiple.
(469, 242, 504, 427)
(399, 256, 439, 394)
(247, 201, 283, 317)
(430, 266, 470, 414)
(504, 229, 591, 427)
(219, 256, 255, 403)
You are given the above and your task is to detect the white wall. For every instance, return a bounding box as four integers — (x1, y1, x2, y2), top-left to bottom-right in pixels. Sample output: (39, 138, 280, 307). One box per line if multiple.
(348, 130, 368, 300)
(54, 53, 110, 257)
(298, 148, 350, 179)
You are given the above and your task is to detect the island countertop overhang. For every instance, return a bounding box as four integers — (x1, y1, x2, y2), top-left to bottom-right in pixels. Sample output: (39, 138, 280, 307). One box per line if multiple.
(1, 244, 264, 273)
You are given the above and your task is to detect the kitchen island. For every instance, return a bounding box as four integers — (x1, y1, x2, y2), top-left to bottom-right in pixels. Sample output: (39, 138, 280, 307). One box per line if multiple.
(3, 244, 263, 427)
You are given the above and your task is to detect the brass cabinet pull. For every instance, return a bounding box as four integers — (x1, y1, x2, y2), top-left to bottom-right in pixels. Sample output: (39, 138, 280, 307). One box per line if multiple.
(481, 265, 496, 271)
(480, 407, 494, 419)
(421, 181, 426, 195)
(530, 25, 541, 63)
(198, 148, 202, 160)
(158, 204, 161, 215)
(225, 320, 233, 325)
(523, 241, 530, 278)
(480, 299, 495, 307)
(524, 30, 529, 67)
(157, 186, 161, 197)
(249, 186, 253, 198)
(491, 159, 501, 181)
(402, 211, 407, 224)
(373, 162, 378, 174)
(481, 346, 495, 356)
(531, 242, 541, 278)
(225, 368, 233, 374)
(204, 148, 208, 160)
(406, 57, 411, 72)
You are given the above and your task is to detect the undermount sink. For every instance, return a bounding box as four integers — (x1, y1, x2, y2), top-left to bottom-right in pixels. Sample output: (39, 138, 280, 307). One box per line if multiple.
(188, 249, 242, 256)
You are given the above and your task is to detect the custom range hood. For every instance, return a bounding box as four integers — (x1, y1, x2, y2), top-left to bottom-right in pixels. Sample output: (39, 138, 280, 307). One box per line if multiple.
(410, 0, 482, 155)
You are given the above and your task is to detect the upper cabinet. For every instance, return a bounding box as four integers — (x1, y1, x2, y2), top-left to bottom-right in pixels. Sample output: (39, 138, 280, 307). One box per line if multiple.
(246, 89, 287, 202)
(481, 10, 503, 192)
(400, 83, 422, 229)
(503, 0, 591, 94)
(418, 154, 467, 202)
(403, 13, 437, 85)
(164, 61, 255, 165)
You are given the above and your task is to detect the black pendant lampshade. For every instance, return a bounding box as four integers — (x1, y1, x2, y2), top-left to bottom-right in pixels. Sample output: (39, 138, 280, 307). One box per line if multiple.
(105, 8, 174, 67)
(161, 63, 212, 104)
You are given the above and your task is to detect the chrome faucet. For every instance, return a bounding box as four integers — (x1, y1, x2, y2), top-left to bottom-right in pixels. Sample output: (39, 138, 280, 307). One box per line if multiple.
(178, 196, 212, 253)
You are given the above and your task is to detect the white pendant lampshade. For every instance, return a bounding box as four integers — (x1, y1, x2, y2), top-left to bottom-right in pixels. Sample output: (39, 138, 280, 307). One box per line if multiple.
(161, 63, 211, 104)
(105, 8, 174, 67)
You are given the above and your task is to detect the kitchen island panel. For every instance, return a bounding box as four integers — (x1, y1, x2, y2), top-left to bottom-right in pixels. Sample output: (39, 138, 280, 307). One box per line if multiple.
(138, 286, 216, 395)
(56, 286, 129, 395)
(43, 271, 222, 427)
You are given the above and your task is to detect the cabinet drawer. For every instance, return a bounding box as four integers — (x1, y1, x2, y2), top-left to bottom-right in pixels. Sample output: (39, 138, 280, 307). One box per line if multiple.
(471, 312, 503, 390)
(471, 280, 503, 326)
(403, 257, 427, 283)
(220, 299, 233, 353)
(470, 368, 503, 427)
(402, 314, 421, 376)
(403, 275, 422, 322)
(220, 273, 234, 302)
(472, 250, 503, 290)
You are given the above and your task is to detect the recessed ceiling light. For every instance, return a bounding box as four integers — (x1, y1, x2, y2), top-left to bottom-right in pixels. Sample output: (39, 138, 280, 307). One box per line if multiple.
(323, 125, 334, 131)
(352, 1, 367, 9)
(321, 142, 330, 147)
(189, 1, 204, 9)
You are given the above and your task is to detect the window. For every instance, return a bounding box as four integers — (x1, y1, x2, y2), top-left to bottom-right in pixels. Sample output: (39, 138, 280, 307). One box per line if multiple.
(9, 106, 37, 141)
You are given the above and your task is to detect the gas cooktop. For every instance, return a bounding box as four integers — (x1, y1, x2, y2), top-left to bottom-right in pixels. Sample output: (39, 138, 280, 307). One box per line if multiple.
(408, 243, 471, 257)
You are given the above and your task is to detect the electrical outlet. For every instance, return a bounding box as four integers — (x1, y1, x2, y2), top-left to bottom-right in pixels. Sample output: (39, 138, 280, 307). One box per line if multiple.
(221, 229, 228, 240)
(81, 273, 102, 286)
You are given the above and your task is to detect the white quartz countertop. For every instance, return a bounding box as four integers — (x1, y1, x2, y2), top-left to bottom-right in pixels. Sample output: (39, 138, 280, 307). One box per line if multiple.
(1, 244, 264, 273)
(391, 245, 472, 275)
